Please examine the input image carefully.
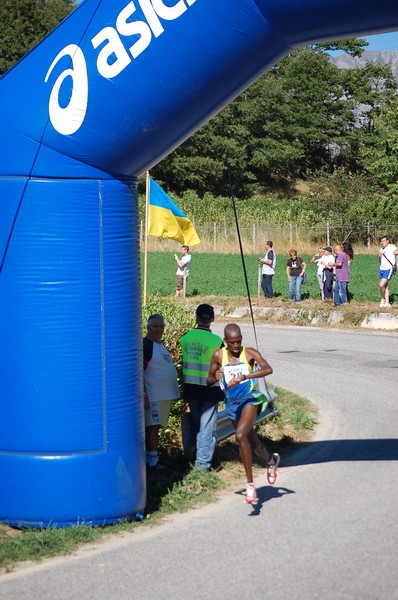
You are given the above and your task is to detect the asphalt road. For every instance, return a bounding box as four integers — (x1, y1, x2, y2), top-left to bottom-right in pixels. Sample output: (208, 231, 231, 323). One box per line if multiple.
(1, 325, 397, 600)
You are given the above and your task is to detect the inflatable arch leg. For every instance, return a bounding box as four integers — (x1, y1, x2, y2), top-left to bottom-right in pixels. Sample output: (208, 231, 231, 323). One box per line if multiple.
(0, 177, 145, 526)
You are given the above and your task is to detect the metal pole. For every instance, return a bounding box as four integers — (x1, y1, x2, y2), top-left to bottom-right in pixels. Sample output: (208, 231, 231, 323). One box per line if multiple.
(143, 171, 149, 306)
(258, 263, 262, 298)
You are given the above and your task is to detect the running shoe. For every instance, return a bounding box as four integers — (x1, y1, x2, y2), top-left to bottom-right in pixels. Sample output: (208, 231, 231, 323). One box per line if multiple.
(380, 299, 386, 307)
(245, 483, 257, 504)
(267, 453, 280, 485)
(147, 461, 168, 472)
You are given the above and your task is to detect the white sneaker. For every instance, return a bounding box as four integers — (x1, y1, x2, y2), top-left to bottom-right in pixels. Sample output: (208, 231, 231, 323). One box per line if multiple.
(245, 483, 257, 504)
(384, 303, 391, 308)
(380, 299, 386, 307)
(267, 453, 280, 485)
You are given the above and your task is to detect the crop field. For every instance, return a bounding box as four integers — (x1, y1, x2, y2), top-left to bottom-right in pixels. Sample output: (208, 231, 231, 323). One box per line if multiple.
(142, 252, 398, 304)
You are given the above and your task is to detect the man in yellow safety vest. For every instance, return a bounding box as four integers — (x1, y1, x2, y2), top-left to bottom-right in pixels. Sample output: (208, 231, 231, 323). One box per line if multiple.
(180, 304, 223, 470)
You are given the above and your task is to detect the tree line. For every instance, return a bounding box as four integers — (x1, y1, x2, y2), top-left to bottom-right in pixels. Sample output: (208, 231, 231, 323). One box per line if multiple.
(2, 1, 398, 232)
(151, 44, 398, 198)
(0, 0, 76, 74)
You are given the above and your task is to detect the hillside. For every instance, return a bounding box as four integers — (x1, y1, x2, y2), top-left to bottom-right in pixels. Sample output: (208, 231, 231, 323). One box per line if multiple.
(331, 50, 398, 80)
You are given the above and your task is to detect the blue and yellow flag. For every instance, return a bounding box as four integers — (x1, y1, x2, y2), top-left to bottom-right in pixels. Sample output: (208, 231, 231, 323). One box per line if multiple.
(148, 178, 200, 246)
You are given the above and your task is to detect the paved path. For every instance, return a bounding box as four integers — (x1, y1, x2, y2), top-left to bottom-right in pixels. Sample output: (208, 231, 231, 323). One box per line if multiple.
(1, 326, 397, 600)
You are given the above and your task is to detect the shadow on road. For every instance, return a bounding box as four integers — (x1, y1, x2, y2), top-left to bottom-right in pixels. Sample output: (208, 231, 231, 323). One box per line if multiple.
(283, 438, 398, 467)
(235, 486, 295, 516)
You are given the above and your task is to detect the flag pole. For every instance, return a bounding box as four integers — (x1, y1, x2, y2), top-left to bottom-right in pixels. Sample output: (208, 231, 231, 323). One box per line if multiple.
(143, 171, 150, 306)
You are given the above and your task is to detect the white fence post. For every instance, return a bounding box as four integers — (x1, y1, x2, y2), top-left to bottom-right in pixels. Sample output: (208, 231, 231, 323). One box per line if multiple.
(258, 263, 262, 297)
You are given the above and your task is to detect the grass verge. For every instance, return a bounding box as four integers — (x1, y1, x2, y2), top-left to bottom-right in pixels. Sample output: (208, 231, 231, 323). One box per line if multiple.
(0, 386, 317, 573)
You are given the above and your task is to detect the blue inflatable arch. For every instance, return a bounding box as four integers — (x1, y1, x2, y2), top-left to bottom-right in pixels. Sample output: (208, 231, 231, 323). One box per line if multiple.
(1, 0, 397, 526)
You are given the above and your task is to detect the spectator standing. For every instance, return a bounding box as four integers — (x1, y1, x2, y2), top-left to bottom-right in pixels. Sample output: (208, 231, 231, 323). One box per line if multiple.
(143, 314, 180, 471)
(311, 247, 325, 300)
(174, 245, 191, 298)
(342, 241, 354, 301)
(379, 235, 397, 308)
(207, 324, 280, 505)
(343, 241, 354, 265)
(180, 304, 224, 470)
(286, 249, 307, 302)
(321, 246, 335, 301)
(259, 240, 276, 298)
(333, 244, 350, 306)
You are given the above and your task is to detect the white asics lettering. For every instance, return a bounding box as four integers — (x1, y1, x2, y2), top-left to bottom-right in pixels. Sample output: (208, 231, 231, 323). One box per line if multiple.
(46, 0, 197, 134)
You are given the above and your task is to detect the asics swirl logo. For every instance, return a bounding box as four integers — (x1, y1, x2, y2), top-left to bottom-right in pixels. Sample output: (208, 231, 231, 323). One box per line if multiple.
(45, 45, 88, 136)
(45, 0, 197, 135)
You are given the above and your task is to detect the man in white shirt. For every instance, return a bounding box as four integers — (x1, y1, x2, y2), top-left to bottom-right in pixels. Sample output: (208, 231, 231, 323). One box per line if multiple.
(379, 235, 397, 308)
(259, 240, 276, 298)
(174, 245, 191, 298)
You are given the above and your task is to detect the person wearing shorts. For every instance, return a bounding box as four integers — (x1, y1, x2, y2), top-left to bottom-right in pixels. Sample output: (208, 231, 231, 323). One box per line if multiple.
(143, 314, 180, 471)
(174, 245, 191, 298)
(207, 323, 280, 505)
(379, 235, 397, 308)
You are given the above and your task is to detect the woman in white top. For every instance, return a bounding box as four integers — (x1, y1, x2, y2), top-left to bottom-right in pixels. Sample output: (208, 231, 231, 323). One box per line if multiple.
(379, 235, 397, 308)
(321, 247, 335, 301)
(311, 247, 325, 300)
(143, 314, 180, 470)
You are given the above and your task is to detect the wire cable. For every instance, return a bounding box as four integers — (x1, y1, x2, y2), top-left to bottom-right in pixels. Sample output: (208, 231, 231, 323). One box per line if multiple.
(225, 159, 260, 351)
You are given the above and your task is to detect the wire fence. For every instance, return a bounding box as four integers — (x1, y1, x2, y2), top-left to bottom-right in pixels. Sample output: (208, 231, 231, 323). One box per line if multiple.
(140, 221, 398, 254)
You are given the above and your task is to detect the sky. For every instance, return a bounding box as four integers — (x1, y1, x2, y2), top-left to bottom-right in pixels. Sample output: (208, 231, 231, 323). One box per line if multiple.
(363, 31, 398, 51)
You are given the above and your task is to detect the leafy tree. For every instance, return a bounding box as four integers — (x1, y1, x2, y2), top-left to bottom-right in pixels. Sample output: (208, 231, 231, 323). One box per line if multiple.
(256, 48, 355, 178)
(310, 168, 376, 223)
(237, 71, 304, 183)
(0, 0, 75, 75)
(361, 97, 398, 196)
(314, 37, 368, 57)
(154, 40, 381, 197)
(152, 40, 397, 199)
(341, 61, 397, 130)
(319, 61, 397, 176)
(152, 104, 253, 197)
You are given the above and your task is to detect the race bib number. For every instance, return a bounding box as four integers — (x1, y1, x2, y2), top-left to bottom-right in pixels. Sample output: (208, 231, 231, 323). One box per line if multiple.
(223, 363, 250, 385)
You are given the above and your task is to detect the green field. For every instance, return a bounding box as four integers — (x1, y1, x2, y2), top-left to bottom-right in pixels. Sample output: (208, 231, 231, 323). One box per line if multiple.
(143, 252, 398, 304)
